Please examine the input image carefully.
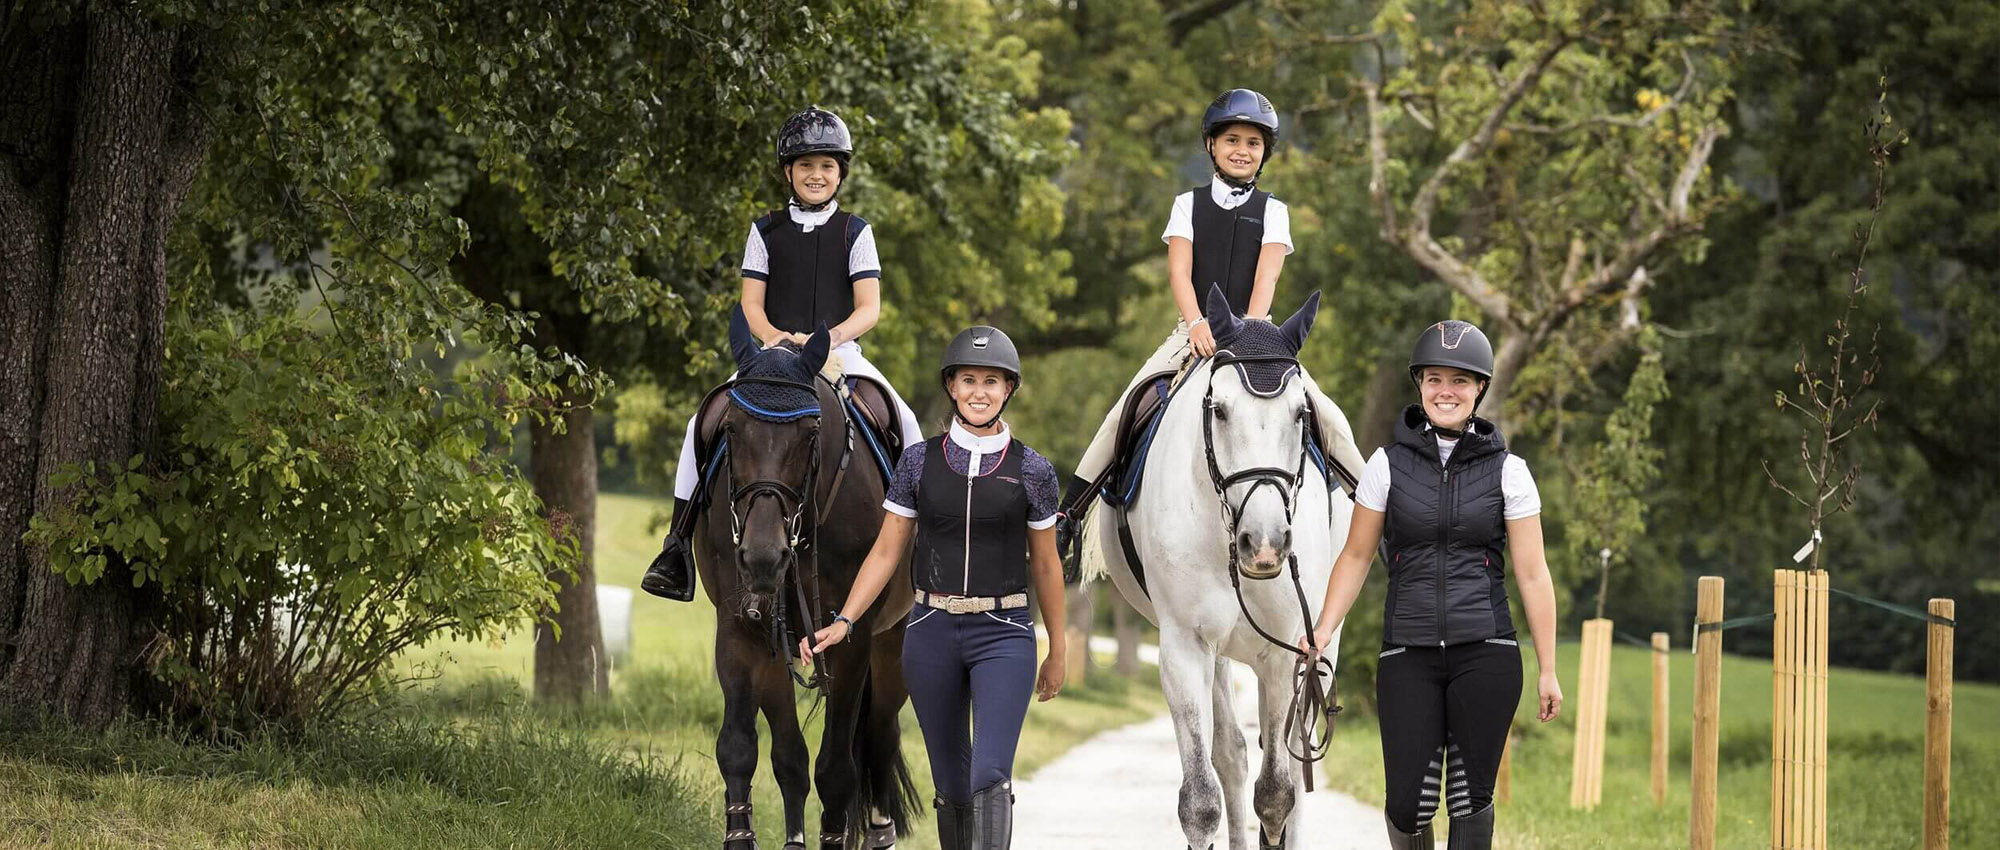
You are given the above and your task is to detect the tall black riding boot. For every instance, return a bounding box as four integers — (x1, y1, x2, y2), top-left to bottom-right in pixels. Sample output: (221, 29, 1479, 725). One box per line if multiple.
(1446, 804, 1493, 850)
(969, 780, 1013, 850)
(933, 797, 972, 850)
(1385, 812, 1435, 850)
(640, 497, 697, 602)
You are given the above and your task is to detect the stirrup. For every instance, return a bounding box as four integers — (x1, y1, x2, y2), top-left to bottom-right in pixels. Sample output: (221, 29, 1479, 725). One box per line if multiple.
(640, 536, 695, 601)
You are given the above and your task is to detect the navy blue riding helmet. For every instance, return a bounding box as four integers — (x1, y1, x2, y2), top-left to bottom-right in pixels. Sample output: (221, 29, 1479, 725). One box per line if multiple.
(1202, 88, 1280, 189)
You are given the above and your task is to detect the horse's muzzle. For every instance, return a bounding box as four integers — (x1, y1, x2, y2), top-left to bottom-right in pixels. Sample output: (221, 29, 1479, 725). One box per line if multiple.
(1238, 528, 1292, 580)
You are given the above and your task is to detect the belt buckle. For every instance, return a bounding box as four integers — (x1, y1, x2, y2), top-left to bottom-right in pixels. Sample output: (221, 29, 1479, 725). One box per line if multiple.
(944, 596, 980, 615)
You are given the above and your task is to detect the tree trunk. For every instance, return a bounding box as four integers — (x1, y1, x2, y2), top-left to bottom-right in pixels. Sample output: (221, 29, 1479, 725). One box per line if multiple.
(531, 382, 609, 702)
(1481, 329, 1540, 434)
(1356, 351, 1408, 455)
(0, 9, 206, 726)
(1112, 597, 1140, 676)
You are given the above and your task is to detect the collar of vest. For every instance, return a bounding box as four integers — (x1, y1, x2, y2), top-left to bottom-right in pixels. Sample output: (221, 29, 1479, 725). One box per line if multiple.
(948, 420, 1013, 454)
(1394, 404, 1505, 462)
(786, 198, 841, 220)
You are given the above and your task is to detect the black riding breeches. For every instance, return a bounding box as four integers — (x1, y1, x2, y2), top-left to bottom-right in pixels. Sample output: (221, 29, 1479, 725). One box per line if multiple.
(1376, 639, 1523, 832)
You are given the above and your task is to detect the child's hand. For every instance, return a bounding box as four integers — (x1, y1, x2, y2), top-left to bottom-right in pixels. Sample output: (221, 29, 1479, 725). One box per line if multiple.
(1190, 320, 1218, 357)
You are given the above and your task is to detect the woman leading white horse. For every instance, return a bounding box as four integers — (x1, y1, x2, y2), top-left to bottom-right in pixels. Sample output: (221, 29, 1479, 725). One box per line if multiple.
(1085, 285, 1358, 850)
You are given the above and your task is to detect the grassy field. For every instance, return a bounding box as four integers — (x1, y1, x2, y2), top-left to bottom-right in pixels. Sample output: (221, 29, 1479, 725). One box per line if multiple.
(0, 491, 1159, 849)
(1316, 639, 1999, 848)
(403, 491, 1162, 849)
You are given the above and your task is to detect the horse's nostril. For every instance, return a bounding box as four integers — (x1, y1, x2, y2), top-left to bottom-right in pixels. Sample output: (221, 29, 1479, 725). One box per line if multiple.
(1238, 531, 1254, 552)
(1283, 529, 1293, 549)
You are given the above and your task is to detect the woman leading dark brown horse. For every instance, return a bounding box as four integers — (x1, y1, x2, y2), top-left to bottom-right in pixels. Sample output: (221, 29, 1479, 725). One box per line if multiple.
(676, 306, 916, 850)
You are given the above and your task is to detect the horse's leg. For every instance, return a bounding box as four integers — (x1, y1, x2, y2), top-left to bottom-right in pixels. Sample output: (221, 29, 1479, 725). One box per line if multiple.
(1251, 654, 1304, 849)
(1209, 658, 1252, 850)
(861, 623, 913, 848)
(716, 632, 765, 850)
(1160, 626, 1224, 850)
(756, 660, 811, 848)
(814, 632, 871, 849)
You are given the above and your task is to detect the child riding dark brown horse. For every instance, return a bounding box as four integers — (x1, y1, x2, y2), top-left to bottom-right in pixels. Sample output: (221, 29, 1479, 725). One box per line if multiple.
(683, 307, 916, 849)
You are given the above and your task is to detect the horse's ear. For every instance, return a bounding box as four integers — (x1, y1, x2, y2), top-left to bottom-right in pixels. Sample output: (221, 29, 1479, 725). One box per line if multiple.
(728, 305, 761, 367)
(1204, 283, 1242, 343)
(1278, 290, 1321, 353)
(800, 323, 831, 374)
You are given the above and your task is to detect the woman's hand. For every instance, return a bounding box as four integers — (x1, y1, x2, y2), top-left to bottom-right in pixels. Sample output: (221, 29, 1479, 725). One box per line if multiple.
(1537, 670, 1563, 722)
(798, 619, 852, 666)
(1189, 319, 1218, 357)
(1035, 651, 1066, 701)
(1295, 619, 1337, 661)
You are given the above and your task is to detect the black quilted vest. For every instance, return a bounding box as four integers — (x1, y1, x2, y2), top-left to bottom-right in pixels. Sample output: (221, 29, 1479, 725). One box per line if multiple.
(1381, 405, 1516, 647)
(1190, 187, 1269, 315)
(912, 436, 1030, 597)
(758, 210, 856, 334)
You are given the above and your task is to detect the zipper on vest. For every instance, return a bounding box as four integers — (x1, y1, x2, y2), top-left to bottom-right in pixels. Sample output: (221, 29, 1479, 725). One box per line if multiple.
(1436, 462, 1452, 647)
(963, 453, 976, 594)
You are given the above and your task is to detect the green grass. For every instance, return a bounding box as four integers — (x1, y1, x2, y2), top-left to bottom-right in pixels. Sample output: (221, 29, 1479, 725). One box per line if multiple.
(1317, 639, 2000, 848)
(403, 491, 1162, 849)
(0, 491, 1160, 848)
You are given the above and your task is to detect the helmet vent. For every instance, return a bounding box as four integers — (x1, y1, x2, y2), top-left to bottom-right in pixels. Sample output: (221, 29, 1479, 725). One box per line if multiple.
(1255, 93, 1274, 112)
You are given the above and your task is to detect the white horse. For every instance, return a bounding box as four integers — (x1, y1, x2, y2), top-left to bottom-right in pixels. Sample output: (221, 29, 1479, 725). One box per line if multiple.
(1084, 286, 1355, 850)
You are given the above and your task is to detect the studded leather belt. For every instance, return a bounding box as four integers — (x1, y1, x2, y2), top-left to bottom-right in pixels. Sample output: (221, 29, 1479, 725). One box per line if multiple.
(914, 590, 1029, 614)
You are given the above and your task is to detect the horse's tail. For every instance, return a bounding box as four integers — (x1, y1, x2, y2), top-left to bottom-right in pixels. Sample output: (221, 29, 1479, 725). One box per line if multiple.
(848, 663, 917, 844)
(1079, 504, 1111, 584)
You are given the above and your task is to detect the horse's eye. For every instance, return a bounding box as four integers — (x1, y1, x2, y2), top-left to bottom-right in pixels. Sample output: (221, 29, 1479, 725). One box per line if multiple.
(1208, 400, 1228, 421)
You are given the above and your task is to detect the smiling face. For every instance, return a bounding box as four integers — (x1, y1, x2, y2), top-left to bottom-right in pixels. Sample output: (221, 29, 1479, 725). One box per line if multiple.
(1418, 366, 1487, 430)
(785, 153, 843, 205)
(946, 366, 1014, 427)
(1207, 123, 1268, 181)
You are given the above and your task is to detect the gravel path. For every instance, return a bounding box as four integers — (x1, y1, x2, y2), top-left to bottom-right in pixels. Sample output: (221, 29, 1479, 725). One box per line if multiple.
(1013, 640, 1386, 849)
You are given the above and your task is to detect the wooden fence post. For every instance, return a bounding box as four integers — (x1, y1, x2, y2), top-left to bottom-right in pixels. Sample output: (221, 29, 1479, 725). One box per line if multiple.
(1774, 569, 1831, 849)
(1924, 598, 1954, 850)
(1652, 631, 1670, 807)
(1773, 569, 1796, 850)
(1570, 618, 1613, 809)
(1690, 576, 1724, 850)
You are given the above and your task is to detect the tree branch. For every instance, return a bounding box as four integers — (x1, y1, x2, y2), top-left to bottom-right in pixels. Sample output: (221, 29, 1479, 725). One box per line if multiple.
(1166, 0, 1250, 45)
(1552, 124, 1719, 322)
(1508, 50, 1697, 136)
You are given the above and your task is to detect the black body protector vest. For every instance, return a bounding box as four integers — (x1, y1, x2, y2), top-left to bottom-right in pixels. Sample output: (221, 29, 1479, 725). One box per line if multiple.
(912, 436, 1030, 598)
(1381, 405, 1517, 647)
(1189, 187, 1270, 315)
(758, 210, 858, 335)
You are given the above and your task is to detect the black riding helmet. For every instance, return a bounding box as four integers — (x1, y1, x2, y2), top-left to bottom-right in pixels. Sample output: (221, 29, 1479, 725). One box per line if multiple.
(1409, 319, 1494, 408)
(1202, 88, 1280, 191)
(777, 107, 853, 210)
(939, 325, 1021, 429)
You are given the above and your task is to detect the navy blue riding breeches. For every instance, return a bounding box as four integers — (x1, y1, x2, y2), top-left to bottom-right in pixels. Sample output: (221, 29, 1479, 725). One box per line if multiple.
(902, 602, 1038, 803)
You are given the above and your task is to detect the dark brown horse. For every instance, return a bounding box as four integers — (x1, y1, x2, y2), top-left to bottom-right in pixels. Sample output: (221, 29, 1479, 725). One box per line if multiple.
(692, 309, 915, 850)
